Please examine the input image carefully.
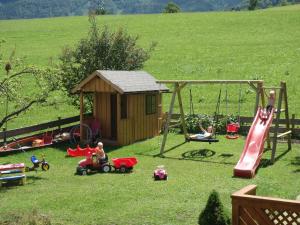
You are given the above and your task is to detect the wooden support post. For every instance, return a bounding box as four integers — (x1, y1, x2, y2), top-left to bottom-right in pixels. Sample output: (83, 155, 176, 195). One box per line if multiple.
(80, 90, 84, 142)
(260, 81, 266, 108)
(231, 199, 240, 225)
(271, 83, 283, 164)
(160, 84, 178, 155)
(254, 82, 262, 116)
(282, 82, 292, 150)
(177, 87, 188, 138)
(93, 92, 97, 118)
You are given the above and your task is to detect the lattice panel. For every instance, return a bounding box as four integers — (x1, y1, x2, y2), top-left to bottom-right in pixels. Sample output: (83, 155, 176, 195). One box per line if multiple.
(264, 209, 300, 225)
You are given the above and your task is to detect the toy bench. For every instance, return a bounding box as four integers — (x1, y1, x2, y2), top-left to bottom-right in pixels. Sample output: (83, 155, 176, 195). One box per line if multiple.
(0, 163, 26, 186)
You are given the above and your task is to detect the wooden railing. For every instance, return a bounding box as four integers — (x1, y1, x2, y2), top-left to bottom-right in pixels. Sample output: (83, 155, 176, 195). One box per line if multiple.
(0, 113, 92, 142)
(231, 185, 300, 225)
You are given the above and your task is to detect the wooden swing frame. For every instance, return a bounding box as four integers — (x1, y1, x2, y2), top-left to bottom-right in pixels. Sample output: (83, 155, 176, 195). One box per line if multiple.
(157, 80, 292, 162)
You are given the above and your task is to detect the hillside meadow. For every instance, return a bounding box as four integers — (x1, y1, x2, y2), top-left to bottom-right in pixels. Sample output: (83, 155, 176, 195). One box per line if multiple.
(0, 5, 300, 129)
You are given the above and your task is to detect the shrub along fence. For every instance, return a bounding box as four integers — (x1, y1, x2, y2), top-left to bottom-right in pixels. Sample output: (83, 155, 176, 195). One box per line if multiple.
(165, 113, 300, 139)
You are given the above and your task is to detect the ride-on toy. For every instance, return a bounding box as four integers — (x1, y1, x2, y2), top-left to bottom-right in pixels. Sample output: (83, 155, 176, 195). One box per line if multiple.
(26, 155, 50, 172)
(76, 153, 137, 175)
(153, 165, 168, 181)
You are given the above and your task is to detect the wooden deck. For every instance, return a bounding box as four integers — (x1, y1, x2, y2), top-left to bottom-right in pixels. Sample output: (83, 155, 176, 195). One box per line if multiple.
(232, 185, 300, 225)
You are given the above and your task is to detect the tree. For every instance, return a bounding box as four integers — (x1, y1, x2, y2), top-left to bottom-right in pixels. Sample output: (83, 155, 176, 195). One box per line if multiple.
(0, 40, 62, 129)
(248, 0, 258, 10)
(59, 16, 156, 107)
(163, 2, 181, 13)
(198, 190, 231, 225)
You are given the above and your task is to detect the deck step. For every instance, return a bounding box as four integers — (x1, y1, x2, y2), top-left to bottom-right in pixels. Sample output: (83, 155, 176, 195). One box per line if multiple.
(0, 174, 26, 181)
(0, 169, 23, 175)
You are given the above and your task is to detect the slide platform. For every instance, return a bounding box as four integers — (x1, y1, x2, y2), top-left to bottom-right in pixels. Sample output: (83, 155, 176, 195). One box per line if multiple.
(234, 107, 274, 178)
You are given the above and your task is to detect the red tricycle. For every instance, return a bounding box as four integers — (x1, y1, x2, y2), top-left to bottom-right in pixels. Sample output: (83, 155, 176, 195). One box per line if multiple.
(76, 153, 138, 175)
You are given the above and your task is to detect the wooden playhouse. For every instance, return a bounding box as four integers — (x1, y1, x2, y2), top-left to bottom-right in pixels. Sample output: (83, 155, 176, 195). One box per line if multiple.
(72, 70, 169, 146)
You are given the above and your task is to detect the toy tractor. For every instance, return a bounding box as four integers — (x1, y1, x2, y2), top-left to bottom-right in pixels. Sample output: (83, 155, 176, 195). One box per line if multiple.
(76, 153, 137, 175)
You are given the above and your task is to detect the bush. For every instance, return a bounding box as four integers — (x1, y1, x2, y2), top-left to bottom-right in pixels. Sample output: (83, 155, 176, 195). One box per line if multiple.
(248, 0, 258, 10)
(163, 2, 181, 13)
(183, 114, 237, 135)
(198, 190, 231, 225)
(59, 15, 156, 107)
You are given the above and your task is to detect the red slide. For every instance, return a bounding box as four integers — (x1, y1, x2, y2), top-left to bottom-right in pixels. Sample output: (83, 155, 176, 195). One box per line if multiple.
(234, 107, 274, 178)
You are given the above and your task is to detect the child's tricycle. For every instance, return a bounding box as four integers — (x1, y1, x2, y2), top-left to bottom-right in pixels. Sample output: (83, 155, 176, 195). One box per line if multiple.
(76, 153, 138, 175)
(26, 155, 50, 172)
(153, 165, 168, 181)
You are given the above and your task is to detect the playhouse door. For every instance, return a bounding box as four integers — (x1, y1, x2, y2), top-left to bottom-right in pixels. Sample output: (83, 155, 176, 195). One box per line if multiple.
(110, 94, 117, 140)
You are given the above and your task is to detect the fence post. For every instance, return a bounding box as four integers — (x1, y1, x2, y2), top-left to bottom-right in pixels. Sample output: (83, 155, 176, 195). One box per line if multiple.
(58, 117, 62, 133)
(291, 114, 295, 139)
(3, 128, 7, 145)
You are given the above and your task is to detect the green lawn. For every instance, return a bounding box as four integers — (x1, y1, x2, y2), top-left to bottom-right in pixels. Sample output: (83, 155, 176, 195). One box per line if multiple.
(0, 135, 299, 224)
(0, 5, 300, 129)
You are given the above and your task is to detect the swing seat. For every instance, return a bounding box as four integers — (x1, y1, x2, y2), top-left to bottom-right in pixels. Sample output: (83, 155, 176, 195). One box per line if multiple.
(186, 137, 219, 144)
(226, 123, 240, 140)
(226, 134, 239, 140)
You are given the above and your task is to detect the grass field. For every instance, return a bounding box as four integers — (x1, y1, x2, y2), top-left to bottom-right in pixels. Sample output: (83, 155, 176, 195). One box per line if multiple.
(0, 5, 300, 225)
(0, 135, 299, 225)
(0, 5, 300, 129)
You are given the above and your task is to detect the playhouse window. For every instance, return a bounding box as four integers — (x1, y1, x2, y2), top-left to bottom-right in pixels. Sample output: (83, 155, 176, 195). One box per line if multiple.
(146, 94, 156, 115)
(121, 95, 127, 119)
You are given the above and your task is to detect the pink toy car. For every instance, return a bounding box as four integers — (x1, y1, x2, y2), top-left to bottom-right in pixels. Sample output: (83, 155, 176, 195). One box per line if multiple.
(153, 165, 168, 180)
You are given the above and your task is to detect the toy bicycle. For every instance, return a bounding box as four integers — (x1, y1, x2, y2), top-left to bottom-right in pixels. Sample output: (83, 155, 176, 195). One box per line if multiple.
(26, 155, 50, 172)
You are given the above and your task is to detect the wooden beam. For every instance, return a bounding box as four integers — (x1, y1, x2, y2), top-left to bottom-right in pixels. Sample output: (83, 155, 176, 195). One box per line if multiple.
(277, 130, 292, 138)
(177, 86, 188, 138)
(282, 81, 292, 150)
(248, 82, 257, 91)
(157, 80, 263, 84)
(263, 86, 282, 90)
(254, 82, 262, 116)
(271, 83, 284, 164)
(160, 84, 178, 155)
(80, 90, 84, 142)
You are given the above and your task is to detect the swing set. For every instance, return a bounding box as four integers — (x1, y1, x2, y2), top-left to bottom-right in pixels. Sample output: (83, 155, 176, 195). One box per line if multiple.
(157, 79, 264, 155)
(188, 83, 243, 140)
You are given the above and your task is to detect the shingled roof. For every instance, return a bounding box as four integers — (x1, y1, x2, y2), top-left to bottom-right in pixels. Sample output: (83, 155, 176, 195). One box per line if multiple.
(72, 70, 169, 94)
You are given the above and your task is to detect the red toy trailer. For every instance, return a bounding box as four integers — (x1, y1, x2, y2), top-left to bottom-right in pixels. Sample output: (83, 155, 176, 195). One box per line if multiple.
(112, 157, 138, 173)
(76, 155, 138, 175)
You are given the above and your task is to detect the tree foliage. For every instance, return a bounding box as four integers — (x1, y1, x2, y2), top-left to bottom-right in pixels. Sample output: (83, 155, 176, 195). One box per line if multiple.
(0, 41, 62, 128)
(59, 16, 155, 106)
(248, 0, 258, 10)
(198, 190, 231, 225)
(163, 2, 181, 13)
(4, 0, 300, 19)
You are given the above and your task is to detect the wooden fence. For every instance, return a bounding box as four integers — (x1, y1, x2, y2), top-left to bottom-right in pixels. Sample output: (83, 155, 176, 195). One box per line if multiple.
(166, 113, 300, 138)
(0, 113, 92, 142)
(232, 185, 300, 225)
